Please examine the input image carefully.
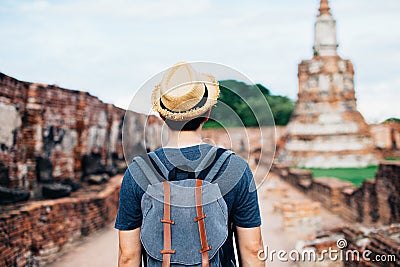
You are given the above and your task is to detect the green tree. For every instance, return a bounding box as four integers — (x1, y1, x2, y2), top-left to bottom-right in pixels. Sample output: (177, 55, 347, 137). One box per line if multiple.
(384, 117, 400, 123)
(204, 80, 294, 128)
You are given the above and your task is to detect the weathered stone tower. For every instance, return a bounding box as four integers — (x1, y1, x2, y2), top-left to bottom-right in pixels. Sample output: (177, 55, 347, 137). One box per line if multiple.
(279, 0, 380, 168)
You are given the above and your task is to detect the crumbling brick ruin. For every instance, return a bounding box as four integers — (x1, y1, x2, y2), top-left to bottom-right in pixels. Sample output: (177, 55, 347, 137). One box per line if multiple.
(0, 72, 161, 203)
(342, 224, 400, 266)
(0, 175, 122, 267)
(0, 72, 162, 266)
(296, 224, 400, 267)
(202, 126, 286, 184)
(296, 230, 345, 267)
(273, 161, 400, 225)
(279, 0, 381, 168)
(370, 121, 400, 159)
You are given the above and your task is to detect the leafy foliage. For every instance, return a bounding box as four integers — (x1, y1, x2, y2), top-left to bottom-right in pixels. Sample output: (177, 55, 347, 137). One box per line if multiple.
(384, 117, 400, 123)
(203, 80, 294, 128)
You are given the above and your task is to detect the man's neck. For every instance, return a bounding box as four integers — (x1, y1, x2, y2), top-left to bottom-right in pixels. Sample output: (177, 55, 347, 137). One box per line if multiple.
(164, 128, 203, 148)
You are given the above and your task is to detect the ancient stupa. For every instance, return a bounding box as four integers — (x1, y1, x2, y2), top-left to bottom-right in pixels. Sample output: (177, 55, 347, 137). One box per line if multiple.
(279, 0, 380, 168)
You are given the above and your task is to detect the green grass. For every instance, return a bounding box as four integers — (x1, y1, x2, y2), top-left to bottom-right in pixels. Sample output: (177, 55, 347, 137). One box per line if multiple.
(385, 157, 400, 161)
(303, 166, 378, 187)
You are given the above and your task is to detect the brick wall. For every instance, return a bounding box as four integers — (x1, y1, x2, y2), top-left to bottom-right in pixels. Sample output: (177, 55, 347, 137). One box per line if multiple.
(301, 225, 400, 267)
(0, 72, 164, 266)
(376, 161, 400, 224)
(310, 177, 354, 213)
(0, 72, 161, 196)
(275, 161, 400, 225)
(0, 174, 122, 267)
(0, 73, 28, 188)
(342, 224, 400, 267)
(370, 122, 400, 152)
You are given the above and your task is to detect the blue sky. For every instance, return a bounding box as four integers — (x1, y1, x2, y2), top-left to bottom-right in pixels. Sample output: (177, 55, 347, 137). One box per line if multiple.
(0, 0, 399, 123)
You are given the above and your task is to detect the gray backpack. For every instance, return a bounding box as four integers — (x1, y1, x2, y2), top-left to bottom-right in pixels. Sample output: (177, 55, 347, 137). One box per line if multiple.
(133, 146, 235, 267)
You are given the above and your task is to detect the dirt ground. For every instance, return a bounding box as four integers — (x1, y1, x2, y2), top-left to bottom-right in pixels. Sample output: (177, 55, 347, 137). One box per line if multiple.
(50, 169, 346, 267)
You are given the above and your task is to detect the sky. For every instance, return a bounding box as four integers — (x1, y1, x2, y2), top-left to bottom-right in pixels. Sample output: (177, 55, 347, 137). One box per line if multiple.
(0, 0, 399, 123)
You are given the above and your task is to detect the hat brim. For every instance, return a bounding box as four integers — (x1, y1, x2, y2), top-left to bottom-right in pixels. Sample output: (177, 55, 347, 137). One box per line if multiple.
(152, 74, 220, 121)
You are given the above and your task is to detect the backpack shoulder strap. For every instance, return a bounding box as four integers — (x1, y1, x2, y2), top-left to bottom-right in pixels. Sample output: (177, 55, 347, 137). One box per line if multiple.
(194, 146, 219, 175)
(148, 152, 170, 179)
(133, 155, 165, 185)
(204, 150, 234, 182)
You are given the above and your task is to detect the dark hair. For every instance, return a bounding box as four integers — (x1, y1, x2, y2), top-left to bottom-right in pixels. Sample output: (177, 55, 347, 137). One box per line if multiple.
(162, 110, 210, 131)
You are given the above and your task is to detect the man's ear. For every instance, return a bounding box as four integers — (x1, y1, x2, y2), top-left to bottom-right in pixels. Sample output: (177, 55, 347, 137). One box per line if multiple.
(203, 109, 211, 122)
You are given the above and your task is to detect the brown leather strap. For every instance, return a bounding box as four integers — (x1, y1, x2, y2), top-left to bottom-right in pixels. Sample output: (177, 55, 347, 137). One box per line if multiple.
(195, 179, 211, 267)
(161, 181, 175, 267)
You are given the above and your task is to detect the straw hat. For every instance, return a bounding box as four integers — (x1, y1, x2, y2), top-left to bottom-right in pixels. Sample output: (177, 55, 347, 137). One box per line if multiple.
(152, 62, 220, 121)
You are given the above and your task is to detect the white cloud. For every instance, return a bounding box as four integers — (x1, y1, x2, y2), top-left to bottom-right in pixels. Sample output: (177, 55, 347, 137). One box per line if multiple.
(357, 78, 400, 123)
(15, 0, 212, 20)
(0, 0, 399, 123)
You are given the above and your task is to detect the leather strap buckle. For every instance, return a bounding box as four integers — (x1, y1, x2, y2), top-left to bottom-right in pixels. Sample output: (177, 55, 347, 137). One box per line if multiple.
(194, 213, 207, 222)
(161, 218, 175, 224)
(200, 246, 212, 253)
(160, 249, 176, 255)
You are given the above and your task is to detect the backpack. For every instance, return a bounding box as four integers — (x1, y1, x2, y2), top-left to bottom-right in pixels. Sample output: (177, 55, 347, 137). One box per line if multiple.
(132, 146, 235, 267)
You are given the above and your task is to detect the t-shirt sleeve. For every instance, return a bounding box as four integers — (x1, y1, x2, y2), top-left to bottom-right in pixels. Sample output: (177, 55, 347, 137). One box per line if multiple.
(232, 162, 262, 228)
(114, 167, 143, 231)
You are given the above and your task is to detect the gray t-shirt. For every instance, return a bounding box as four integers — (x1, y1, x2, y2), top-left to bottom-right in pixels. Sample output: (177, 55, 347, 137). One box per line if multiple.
(115, 143, 261, 265)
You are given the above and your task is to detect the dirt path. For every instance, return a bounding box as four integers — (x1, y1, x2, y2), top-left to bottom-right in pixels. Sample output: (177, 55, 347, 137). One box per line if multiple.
(258, 172, 345, 266)
(48, 224, 119, 267)
(51, 169, 345, 267)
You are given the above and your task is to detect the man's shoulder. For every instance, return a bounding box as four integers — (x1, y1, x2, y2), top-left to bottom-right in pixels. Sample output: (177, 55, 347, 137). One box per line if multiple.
(225, 152, 249, 168)
(126, 155, 142, 169)
(216, 150, 250, 183)
(125, 154, 150, 180)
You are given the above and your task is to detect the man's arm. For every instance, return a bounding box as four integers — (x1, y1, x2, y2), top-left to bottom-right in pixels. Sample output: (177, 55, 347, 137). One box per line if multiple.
(118, 228, 142, 267)
(236, 226, 265, 267)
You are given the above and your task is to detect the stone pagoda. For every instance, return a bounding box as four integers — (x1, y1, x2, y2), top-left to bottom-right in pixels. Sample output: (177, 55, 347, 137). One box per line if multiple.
(279, 0, 380, 168)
